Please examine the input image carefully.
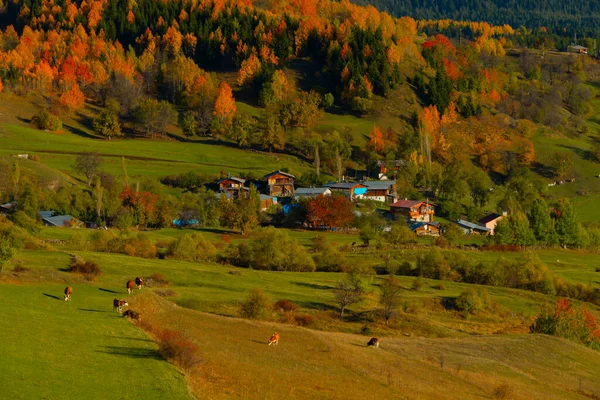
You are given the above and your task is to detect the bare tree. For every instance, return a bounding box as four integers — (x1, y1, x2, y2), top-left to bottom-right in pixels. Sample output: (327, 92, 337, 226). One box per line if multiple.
(334, 279, 362, 318)
(74, 152, 102, 186)
(379, 275, 402, 325)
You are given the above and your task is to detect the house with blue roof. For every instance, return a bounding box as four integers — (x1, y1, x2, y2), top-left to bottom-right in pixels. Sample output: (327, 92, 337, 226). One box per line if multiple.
(455, 219, 491, 235)
(42, 215, 81, 228)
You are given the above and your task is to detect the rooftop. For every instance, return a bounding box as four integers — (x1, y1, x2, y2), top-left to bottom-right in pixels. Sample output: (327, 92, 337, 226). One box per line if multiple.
(330, 182, 366, 190)
(295, 187, 331, 196)
(479, 213, 503, 224)
(264, 170, 295, 179)
(43, 215, 78, 227)
(218, 177, 246, 184)
(362, 180, 396, 190)
(391, 199, 427, 208)
(456, 219, 490, 231)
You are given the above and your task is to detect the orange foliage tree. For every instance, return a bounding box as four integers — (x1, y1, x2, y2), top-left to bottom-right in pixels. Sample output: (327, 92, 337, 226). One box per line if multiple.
(59, 83, 85, 112)
(214, 81, 237, 125)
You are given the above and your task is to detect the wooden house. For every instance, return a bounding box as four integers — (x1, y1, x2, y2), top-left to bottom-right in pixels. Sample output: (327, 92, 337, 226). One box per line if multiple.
(478, 213, 505, 235)
(362, 180, 397, 203)
(410, 221, 441, 236)
(218, 176, 247, 199)
(264, 171, 295, 197)
(390, 200, 435, 222)
(568, 45, 588, 54)
(329, 182, 368, 201)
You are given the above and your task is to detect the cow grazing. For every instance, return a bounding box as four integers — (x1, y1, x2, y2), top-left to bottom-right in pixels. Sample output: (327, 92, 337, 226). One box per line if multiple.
(268, 332, 280, 346)
(113, 298, 128, 313)
(126, 280, 135, 294)
(64, 286, 73, 301)
(122, 309, 141, 321)
(135, 277, 143, 290)
(367, 337, 380, 348)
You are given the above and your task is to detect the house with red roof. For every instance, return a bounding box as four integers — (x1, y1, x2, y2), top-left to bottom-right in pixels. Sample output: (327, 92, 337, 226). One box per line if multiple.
(390, 199, 435, 222)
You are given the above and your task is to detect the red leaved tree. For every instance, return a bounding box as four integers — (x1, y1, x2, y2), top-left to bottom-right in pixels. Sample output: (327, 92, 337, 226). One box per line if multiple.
(307, 195, 354, 229)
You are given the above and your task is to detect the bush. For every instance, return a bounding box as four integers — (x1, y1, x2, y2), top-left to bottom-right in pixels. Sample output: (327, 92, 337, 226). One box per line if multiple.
(168, 233, 217, 262)
(69, 255, 102, 276)
(240, 288, 271, 319)
(149, 272, 171, 287)
(411, 276, 424, 291)
(123, 233, 157, 258)
(273, 299, 298, 313)
(31, 109, 62, 131)
(492, 383, 514, 400)
(455, 288, 489, 314)
(156, 329, 203, 370)
(294, 314, 314, 327)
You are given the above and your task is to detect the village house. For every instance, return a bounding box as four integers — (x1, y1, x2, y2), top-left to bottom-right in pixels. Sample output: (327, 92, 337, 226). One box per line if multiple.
(42, 215, 81, 228)
(218, 176, 247, 199)
(390, 199, 435, 222)
(567, 44, 588, 54)
(456, 219, 491, 235)
(478, 212, 506, 235)
(362, 180, 397, 203)
(329, 182, 368, 201)
(294, 187, 331, 200)
(264, 170, 295, 197)
(410, 221, 441, 236)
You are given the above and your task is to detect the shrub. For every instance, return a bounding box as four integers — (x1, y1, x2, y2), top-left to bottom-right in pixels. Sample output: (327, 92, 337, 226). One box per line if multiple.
(29, 154, 40, 162)
(69, 255, 102, 276)
(168, 233, 217, 262)
(12, 263, 29, 273)
(411, 276, 424, 291)
(240, 288, 271, 319)
(149, 272, 171, 287)
(156, 329, 203, 370)
(432, 284, 446, 290)
(456, 288, 489, 314)
(229, 269, 242, 276)
(295, 314, 314, 327)
(273, 299, 298, 313)
(122, 233, 157, 258)
(31, 109, 62, 131)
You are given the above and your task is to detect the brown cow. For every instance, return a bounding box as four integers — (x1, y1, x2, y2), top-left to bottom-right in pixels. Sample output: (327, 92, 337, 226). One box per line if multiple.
(135, 277, 143, 290)
(113, 298, 128, 313)
(268, 332, 280, 346)
(64, 286, 72, 301)
(367, 337, 380, 348)
(123, 309, 141, 321)
(126, 280, 135, 294)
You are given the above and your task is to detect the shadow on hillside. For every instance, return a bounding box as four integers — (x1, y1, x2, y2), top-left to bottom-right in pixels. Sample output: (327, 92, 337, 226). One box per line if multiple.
(292, 281, 334, 290)
(99, 288, 119, 294)
(78, 308, 107, 313)
(42, 293, 61, 300)
(531, 161, 557, 179)
(108, 336, 153, 343)
(17, 116, 32, 124)
(298, 301, 337, 312)
(96, 346, 163, 360)
(62, 123, 97, 140)
(557, 144, 593, 161)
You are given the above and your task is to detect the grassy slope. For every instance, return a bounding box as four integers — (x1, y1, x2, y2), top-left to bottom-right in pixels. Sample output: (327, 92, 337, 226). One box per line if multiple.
(2, 244, 600, 398)
(0, 283, 190, 399)
(136, 293, 600, 399)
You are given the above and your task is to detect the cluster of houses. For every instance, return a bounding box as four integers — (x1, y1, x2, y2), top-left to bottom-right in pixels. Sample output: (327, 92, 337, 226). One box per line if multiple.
(2, 168, 506, 235)
(217, 170, 506, 236)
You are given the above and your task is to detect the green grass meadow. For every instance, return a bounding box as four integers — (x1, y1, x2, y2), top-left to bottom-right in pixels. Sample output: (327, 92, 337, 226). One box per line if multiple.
(0, 283, 190, 399)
